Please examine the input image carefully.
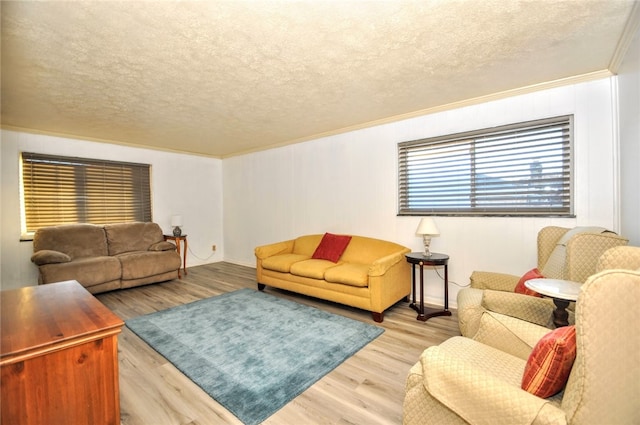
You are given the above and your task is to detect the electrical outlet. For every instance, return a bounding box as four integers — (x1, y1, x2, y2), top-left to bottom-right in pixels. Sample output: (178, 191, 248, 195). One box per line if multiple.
(212, 244, 216, 252)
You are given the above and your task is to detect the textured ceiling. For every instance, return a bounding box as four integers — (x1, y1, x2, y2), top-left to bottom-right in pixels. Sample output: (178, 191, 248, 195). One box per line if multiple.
(1, 1, 638, 158)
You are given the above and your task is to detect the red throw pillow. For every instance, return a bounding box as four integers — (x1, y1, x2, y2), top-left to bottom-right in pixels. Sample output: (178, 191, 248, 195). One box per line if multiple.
(514, 268, 544, 297)
(521, 325, 577, 398)
(312, 233, 352, 263)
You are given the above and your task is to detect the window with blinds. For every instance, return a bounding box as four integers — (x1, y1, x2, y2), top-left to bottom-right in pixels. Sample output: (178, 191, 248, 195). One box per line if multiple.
(398, 115, 573, 216)
(21, 152, 152, 234)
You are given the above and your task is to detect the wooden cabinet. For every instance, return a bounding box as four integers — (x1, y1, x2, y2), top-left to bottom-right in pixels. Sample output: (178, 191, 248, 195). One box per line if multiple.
(1, 280, 124, 425)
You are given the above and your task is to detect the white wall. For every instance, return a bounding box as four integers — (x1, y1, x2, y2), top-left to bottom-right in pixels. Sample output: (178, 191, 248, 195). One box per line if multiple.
(223, 79, 620, 308)
(0, 130, 224, 290)
(617, 26, 640, 246)
(1, 76, 628, 306)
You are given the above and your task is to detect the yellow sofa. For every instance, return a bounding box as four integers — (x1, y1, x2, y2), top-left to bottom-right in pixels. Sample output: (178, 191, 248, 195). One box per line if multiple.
(255, 234, 411, 322)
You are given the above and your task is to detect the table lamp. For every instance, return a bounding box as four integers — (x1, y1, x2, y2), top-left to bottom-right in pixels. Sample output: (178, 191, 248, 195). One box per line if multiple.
(416, 217, 440, 257)
(171, 215, 183, 237)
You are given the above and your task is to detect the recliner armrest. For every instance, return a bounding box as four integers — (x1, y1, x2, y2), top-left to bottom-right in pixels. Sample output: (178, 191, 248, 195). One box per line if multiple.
(31, 249, 71, 266)
(148, 241, 177, 251)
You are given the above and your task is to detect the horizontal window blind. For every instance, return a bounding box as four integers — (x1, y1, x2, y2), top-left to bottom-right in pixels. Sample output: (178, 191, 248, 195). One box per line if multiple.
(21, 152, 152, 232)
(398, 116, 573, 216)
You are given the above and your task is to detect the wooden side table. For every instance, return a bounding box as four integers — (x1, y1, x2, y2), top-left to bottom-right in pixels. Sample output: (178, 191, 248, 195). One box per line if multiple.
(525, 278, 581, 327)
(164, 234, 188, 277)
(1, 280, 124, 425)
(405, 252, 452, 322)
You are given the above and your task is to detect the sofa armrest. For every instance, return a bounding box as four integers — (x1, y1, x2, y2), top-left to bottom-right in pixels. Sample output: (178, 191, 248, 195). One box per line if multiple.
(368, 251, 407, 277)
(31, 250, 71, 266)
(470, 271, 520, 291)
(254, 240, 295, 260)
(421, 346, 566, 425)
(149, 241, 177, 251)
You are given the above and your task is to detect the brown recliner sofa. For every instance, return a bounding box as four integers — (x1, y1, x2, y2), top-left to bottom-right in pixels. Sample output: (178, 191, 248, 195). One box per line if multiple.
(31, 222, 181, 294)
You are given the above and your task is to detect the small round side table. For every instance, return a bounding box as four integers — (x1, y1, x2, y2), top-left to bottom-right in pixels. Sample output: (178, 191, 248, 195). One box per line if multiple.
(405, 252, 451, 322)
(525, 278, 581, 327)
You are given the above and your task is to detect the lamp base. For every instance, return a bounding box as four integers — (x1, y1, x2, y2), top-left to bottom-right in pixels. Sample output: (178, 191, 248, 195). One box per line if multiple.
(422, 235, 432, 257)
(173, 226, 182, 237)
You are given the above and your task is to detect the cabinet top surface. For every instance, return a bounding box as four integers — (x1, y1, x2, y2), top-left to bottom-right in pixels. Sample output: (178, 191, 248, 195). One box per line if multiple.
(1, 280, 123, 360)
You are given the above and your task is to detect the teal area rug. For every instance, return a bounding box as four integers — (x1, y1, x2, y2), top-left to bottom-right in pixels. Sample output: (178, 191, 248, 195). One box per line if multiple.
(125, 288, 384, 425)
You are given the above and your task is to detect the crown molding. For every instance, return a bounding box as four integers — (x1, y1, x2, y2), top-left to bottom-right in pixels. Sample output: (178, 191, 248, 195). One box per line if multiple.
(609, 1, 640, 73)
(224, 70, 613, 158)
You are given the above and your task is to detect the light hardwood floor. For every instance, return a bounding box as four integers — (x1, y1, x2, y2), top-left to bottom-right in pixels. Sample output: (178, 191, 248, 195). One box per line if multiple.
(97, 262, 461, 425)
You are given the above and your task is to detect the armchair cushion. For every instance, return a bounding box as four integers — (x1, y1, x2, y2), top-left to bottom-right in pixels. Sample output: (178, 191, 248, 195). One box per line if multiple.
(473, 311, 553, 360)
(514, 268, 544, 297)
(522, 325, 576, 398)
(408, 337, 565, 425)
(312, 232, 352, 262)
(260, 253, 309, 273)
(324, 263, 369, 287)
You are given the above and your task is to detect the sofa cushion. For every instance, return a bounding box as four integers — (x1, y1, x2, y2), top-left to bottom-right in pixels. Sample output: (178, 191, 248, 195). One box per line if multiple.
(521, 325, 577, 398)
(290, 259, 337, 280)
(514, 268, 544, 297)
(39, 256, 121, 287)
(105, 222, 164, 255)
(262, 254, 310, 273)
(312, 233, 352, 263)
(292, 235, 325, 256)
(33, 224, 108, 259)
(324, 263, 369, 287)
(117, 250, 181, 280)
(341, 236, 408, 264)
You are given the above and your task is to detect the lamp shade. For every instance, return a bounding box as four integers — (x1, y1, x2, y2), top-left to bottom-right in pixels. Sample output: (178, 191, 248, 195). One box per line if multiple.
(170, 215, 183, 227)
(415, 217, 440, 236)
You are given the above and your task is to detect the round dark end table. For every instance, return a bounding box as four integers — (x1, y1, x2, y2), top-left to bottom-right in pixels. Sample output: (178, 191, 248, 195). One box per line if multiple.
(405, 252, 451, 322)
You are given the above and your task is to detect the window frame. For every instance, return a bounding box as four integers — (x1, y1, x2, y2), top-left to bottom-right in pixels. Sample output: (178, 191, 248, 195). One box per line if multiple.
(20, 152, 152, 238)
(397, 115, 574, 217)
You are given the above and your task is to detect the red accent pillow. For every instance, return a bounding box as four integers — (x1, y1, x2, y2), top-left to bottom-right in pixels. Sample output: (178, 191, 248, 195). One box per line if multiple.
(521, 325, 577, 398)
(312, 233, 352, 263)
(514, 268, 544, 297)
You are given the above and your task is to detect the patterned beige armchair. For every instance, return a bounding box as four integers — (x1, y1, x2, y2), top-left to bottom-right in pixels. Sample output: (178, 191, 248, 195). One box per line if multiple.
(457, 226, 627, 356)
(403, 249, 640, 425)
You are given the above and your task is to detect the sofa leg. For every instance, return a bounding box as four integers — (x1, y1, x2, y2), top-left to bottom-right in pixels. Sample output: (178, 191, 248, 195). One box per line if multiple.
(257, 283, 266, 291)
(372, 312, 384, 323)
